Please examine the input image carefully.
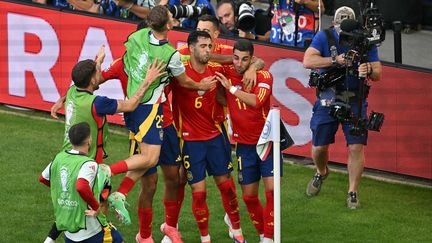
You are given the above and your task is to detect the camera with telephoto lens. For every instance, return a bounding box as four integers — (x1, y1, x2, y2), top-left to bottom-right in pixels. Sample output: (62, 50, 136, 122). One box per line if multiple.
(168, 5, 208, 19)
(308, 66, 346, 91)
(235, 1, 256, 32)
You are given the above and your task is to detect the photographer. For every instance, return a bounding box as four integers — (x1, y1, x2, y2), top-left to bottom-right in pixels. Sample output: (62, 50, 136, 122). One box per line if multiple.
(216, 0, 271, 40)
(302, 6, 382, 209)
(166, 0, 215, 29)
(270, 0, 325, 47)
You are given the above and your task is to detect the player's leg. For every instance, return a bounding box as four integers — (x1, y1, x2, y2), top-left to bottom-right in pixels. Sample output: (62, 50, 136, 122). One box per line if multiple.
(110, 104, 163, 224)
(136, 171, 158, 242)
(260, 146, 283, 243)
(43, 222, 62, 243)
(183, 140, 210, 243)
(159, 124, 183, 243)
(236, 143, 265, 241)
(208, 134, 244, 242)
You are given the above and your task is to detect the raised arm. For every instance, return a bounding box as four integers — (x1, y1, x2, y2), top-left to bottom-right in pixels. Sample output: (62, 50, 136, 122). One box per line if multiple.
(116, 59, 166, 113)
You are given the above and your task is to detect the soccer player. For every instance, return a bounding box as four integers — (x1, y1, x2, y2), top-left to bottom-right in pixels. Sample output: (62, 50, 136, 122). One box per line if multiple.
(110, 6, 217, 242)
(102, 59, 183, 243)
(171, 30, 245, 243)
(39, 122, 123, 243)
(215, 39, 277, 243)
(178, 14, 264, 90)
(44, 49, 166, 243)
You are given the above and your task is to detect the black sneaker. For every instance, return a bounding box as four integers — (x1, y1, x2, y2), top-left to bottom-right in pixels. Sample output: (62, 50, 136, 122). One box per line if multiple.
(347, 192, 360, 209)
(306, 168, 329, 197)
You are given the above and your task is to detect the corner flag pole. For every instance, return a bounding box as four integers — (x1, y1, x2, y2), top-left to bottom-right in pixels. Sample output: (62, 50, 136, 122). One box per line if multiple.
(272, 107, 281, 243)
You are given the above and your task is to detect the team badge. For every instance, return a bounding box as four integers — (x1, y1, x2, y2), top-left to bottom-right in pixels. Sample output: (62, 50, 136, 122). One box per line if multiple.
(186, 171, 193, 181)
(197, 90, 205, 96)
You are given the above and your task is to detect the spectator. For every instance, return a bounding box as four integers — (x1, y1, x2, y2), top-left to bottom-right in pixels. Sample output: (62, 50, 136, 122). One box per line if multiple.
(216, 0, 271, 40)
(270, 0, 324, 47)
(101, 0, 155, 20)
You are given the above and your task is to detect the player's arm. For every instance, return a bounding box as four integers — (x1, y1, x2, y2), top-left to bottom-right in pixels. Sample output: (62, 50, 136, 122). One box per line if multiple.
(76, 161, 100, 212)
(51, 96, 66, 119)
(116, 59, 166, 112)
(94, 45, 106, 84)
(168, 51, 216, 90)
(209, 53, 232, 64)
(39, 162, 52, 187)
(242, 56, 265, 91)
(175, 73, 217, 91)
(216, 71, 271, 108)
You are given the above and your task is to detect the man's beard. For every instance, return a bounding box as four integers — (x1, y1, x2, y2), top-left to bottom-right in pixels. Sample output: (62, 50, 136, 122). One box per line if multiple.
(198, 54, 210, 64)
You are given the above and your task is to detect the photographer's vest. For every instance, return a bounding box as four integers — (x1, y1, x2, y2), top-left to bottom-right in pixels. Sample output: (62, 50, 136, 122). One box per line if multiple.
(123, 28, 176, 104)
(62, 87, 108, 162)
(270, 0, 316, 47)
(50, 151, 108, 232)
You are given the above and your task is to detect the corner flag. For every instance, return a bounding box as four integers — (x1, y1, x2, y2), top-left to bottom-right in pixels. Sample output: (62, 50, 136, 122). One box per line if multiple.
(257, 109, 294, 161)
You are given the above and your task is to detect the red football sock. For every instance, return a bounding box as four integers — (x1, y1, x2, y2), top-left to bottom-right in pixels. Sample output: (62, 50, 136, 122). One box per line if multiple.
(117, 176, 135, 196)
(217, 179, 240, 230)
(192, 191, 209, 236)
(163, 199, 179, 227)
(109, 160, 128, 175)
(264, 190, 274, 239)
(243, 194, 264, 234)
(138, 207, 153, 239)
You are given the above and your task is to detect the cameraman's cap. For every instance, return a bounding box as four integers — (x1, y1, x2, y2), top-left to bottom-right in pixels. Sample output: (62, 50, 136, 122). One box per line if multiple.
(334, 6, 356, 25)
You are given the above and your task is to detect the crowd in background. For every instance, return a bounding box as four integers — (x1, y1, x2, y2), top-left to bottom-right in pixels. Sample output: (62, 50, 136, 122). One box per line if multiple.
(25, 0, 432, 48)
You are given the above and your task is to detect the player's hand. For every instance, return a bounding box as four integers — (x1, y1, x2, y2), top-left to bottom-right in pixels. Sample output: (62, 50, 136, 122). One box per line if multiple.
(50, 96, 66, 119)
(85, 207, 101, 217)
(144, 59, 167, 85)
(242, 67, 256, 92)
(199, 75, 217, 90)
(95, 45, 106, 65)
(215, 72, 231, 89)
(358, 62, 370, 77)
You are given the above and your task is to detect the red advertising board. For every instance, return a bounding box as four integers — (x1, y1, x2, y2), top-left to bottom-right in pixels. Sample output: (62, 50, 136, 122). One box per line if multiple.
(1, 1, 431, 178)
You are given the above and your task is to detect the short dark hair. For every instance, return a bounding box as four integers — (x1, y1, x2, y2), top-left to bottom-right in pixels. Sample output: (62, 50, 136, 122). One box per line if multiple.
(187, 30, 212, 47)
(198, 14, 220, 29)
(234, 39, 254, 56)
(71, 59, 96, 88)
(148, 5, 169, 32)
(216, 0, 235, 12)
(136, 20, 148, 31)
(68, 122, 91, 147)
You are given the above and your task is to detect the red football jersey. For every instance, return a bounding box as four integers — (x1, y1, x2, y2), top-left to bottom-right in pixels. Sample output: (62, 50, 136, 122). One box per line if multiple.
(223, 65, 273, 144)
(101, 58, 173, 128)
(178, 42, 232, 124)
(178, 42, 233, 56)
(171, 61, 225, 141)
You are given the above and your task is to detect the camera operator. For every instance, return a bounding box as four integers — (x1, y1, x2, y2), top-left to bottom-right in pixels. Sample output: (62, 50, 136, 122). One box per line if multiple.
(270, 0, 324, 47)
(216, 0, 271, 40)
(302, 6, 382, 209)
(165, 0, 215, 29)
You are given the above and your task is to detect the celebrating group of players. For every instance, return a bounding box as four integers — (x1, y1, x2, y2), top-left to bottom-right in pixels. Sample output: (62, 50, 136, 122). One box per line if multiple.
(41, 5, 277, 243)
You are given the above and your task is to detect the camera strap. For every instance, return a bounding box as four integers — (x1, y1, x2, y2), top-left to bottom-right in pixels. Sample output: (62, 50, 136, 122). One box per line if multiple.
(324, 28, 337, 52)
